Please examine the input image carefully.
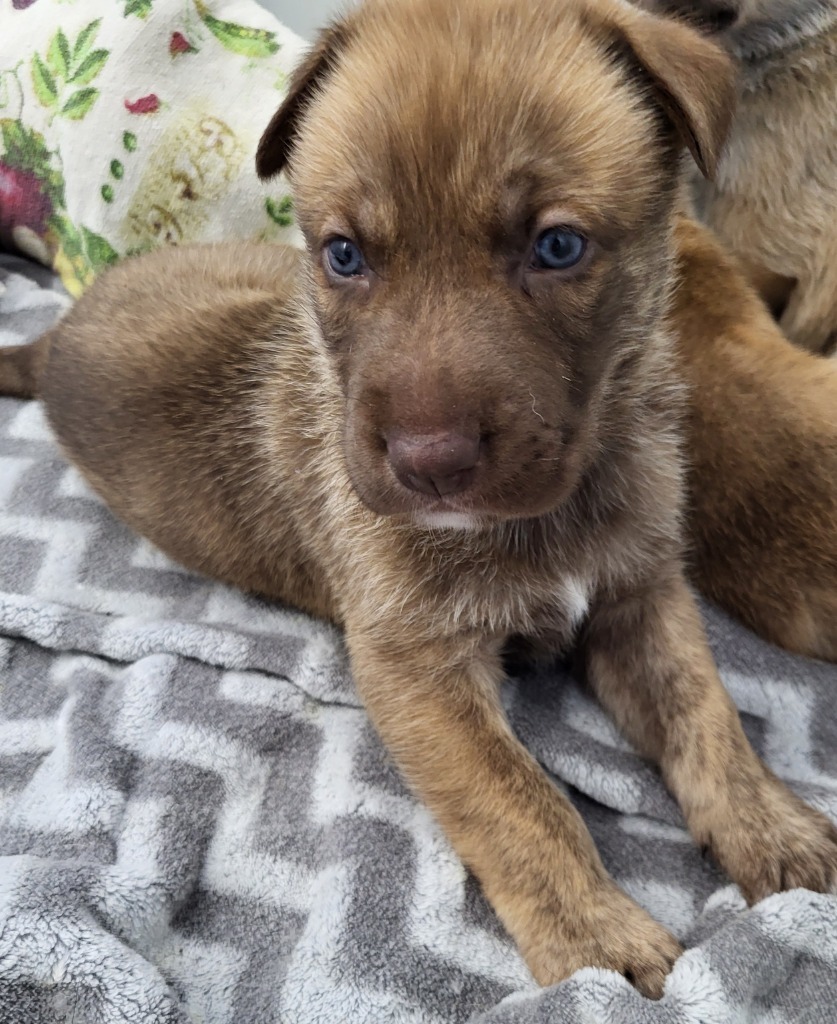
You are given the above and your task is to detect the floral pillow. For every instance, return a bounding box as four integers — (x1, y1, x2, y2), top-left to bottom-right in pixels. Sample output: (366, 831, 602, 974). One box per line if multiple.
(0, 0, 306, 295)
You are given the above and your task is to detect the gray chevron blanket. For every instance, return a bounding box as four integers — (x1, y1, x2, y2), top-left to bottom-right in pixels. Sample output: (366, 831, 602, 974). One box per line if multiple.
(0, 251, 836, 1024)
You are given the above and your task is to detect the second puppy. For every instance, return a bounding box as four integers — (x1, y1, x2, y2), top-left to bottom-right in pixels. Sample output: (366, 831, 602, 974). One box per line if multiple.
(674, 217, 837, 659)
(651, 0, 837, 354)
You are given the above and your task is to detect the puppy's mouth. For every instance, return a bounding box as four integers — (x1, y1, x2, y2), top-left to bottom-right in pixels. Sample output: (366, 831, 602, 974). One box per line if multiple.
(344, 422, 584, 529)
(368, 463, 498, 528)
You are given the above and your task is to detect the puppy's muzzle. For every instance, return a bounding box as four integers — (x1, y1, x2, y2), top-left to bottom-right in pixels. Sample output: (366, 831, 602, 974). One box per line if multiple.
(386, 429, 482, 497)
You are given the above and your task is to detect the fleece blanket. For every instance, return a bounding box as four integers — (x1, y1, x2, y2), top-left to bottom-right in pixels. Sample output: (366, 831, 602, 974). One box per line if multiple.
(0, 252, 836, 1024)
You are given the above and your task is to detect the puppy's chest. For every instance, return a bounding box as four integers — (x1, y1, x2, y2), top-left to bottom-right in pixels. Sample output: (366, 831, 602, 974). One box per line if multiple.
(435, 558, 595, 646)
(520, 573, 593, 649)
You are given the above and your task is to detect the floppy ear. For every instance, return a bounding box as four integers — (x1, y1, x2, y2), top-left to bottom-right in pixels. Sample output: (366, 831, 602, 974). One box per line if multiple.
(256, 21, 353, 180)
(609, 7, 736, 179)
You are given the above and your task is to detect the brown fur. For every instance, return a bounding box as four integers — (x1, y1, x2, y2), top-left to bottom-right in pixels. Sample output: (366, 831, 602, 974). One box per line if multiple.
(0, 340, 48, 398)
(2, 0, 836, 998)
(643, 0, 837, 354)
(673, 217, 837, 660)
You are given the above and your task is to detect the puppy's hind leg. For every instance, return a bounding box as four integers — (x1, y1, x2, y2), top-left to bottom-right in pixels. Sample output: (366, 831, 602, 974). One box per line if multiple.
(345, 623, 682, 997)
(0, 334, 50, 399)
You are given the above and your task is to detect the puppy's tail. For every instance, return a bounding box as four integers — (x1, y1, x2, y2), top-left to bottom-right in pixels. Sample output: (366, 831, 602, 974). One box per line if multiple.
(0, 335, 50, 399)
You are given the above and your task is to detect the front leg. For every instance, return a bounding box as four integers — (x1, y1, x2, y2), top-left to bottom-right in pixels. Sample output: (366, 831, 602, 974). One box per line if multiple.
(584, 569, 837, 902)
(345, 623, 682, 996)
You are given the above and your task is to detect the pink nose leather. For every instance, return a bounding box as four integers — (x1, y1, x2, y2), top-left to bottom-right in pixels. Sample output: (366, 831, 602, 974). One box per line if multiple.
(387, 431, 481, 497)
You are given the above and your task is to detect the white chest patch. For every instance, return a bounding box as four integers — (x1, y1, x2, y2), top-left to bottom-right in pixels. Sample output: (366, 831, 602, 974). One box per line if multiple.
(557, 574, 591, 629)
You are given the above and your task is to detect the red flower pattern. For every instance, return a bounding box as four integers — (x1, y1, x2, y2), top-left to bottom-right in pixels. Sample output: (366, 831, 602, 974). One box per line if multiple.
(169, 32, 196, 56)
(124, 94, 160, 115)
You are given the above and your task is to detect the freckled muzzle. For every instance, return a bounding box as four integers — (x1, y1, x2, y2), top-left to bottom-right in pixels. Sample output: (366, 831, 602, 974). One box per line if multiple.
(338, 329, 592, 524)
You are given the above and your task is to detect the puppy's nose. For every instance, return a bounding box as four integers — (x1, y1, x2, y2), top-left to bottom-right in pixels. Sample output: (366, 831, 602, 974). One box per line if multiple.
(386, 430, 481, 497)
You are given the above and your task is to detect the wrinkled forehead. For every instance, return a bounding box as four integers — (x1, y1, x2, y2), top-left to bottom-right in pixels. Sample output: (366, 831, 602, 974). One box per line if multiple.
(290, 3, 667, 247)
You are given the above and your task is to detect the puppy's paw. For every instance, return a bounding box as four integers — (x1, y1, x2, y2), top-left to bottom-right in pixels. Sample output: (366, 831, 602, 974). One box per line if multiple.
(706, 779, 837, 904)
(522, 887, 682, 999)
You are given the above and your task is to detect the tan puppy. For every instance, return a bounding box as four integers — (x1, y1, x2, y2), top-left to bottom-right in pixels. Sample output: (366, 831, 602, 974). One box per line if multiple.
(1, 0, 836, 999)
(674, 218, 837, 660)
(650, 0, 837, 353)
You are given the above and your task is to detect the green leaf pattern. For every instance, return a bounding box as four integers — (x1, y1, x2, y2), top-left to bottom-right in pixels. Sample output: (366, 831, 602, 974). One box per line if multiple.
(0, 121, 107, 294)
(31, 21, 110, 122)
(194, 1, 280, 58)
(31, 53, 58, 108)
(81, 226, 119, 269)
(71, 50, 109, 87)
(123, 0, 154, 18)
(47, 31, 71, 82)
(61, 88, 99, 120)
(1, 119, 65, 208)
(3, 3, 296, 297)
(265, 196, 293, 228)
(72, 20, 102, 65)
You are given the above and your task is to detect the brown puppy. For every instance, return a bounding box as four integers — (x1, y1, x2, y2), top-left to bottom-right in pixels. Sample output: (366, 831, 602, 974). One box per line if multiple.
(674, 218, 837, 660)
(645, 0, 837, 354)
(2, 0, 836, 999)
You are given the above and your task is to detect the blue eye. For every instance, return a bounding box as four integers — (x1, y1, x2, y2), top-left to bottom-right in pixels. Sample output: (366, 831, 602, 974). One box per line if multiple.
(532, 227, 587, 271)
(326, 237, 365, 277)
